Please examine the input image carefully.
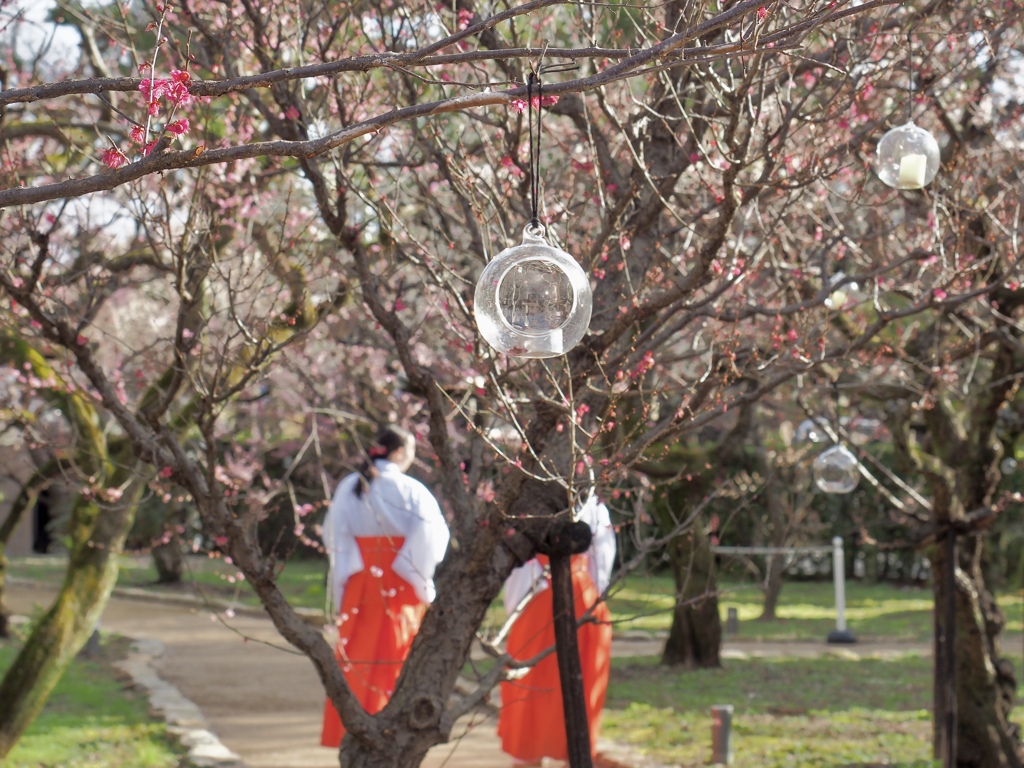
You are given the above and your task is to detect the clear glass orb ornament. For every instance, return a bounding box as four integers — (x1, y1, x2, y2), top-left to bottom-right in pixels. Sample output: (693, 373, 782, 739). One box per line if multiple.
(474, 225, 593, 358)
(813, 444, 860, 494)
(1000, 457, 1018, 475)
(795, 417, 828, 444)
(37, 408, 72, 450)
(875, 121, 941, 190)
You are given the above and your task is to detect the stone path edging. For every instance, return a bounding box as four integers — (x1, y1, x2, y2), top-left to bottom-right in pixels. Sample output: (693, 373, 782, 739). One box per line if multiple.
(10, 575, 955, 768)
(113, 637, 243, 768)
(8, 589, 243, 768)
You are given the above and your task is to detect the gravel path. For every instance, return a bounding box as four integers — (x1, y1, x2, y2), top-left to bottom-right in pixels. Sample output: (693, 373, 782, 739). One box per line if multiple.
(9, 582, 668, 768)
(6, 581, 944, 768)
(8, 582, 507, 768)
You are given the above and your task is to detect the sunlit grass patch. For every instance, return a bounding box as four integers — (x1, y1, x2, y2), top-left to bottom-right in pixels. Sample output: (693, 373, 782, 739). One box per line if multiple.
(608, 576, 944, 641)
(0, 638, 183, 768)
(9, 553, 330, 611)
(11, 554, 1021, 642)
(603, 654, 938, 767)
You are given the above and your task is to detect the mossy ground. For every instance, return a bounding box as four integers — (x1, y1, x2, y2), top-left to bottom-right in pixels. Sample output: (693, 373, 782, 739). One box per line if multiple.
(603, 653, 945, 767)
(0, 633, 185, 768)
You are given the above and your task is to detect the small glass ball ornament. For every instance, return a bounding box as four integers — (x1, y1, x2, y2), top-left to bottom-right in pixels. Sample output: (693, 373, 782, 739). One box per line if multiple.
(813, 444, 860, 494)
(795, 417, 828, 444)
(37, 408, 72, 450)
(474, 225, 592, 358)
(875, 121, 940, 190)
(1000, 457, 1018, 475)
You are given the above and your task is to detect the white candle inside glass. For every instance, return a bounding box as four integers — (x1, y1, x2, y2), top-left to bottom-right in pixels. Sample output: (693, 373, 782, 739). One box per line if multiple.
(525, 327, 563, 355)
(897, 153, 927, 188)
(826, 289, 847, 309)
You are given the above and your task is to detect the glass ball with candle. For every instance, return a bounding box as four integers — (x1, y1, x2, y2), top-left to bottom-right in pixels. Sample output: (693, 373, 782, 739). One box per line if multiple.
(875, 121, 941, 190)
(474, 225, 593, 358)
(813, 444, 860, 494)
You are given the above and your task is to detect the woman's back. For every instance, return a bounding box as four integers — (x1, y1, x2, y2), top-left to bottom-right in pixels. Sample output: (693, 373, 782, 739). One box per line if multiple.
(329, 460, 441, 538)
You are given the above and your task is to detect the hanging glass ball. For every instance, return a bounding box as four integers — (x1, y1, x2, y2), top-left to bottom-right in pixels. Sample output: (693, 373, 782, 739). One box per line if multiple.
(36, 408, 73, 451)
(474, 225, 592, 358)
(795, 417, 828, 444)
(813, 444, 860, 494)
(1000, 457, 1017, 475)
(875, 121, 941, 190)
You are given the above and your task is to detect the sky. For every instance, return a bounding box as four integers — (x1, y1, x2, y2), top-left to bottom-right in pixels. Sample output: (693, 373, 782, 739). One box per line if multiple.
(1, 0, 85, 81)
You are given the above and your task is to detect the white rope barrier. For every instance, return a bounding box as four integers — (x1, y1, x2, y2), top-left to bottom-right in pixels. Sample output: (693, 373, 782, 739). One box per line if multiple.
(712, 537, 857, 643)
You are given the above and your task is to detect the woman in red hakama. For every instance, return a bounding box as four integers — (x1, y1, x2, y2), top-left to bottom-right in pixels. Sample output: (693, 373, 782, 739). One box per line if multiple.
(498, 497, 616, 765)
(320, 426, 449, 748)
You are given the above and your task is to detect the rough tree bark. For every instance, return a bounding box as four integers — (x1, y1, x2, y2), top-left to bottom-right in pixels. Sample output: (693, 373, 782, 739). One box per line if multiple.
(753, 427, 818, 622)
(890, 333, 1023, 767)
(759, 553, 785, 622)
(0, 461, 141, 757)
(325, 476, 568, 768)
(0, 335, 150, 757)
(929, 529, 1020, 768)
(648, 406, 755, 668)
(659, 521, 722, 669)
(0, 463, 57, 639)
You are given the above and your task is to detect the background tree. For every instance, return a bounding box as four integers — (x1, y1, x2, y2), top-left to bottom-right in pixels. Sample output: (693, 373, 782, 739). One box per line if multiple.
(2, 0, 1023, 767)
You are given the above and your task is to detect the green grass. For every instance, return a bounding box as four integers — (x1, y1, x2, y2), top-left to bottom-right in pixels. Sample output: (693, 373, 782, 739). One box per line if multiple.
(9, 553, 329, 612)
(10, 556, 1024, 766)
(11, 555, 1023, 644)
(0, 637, 184, 768)
(608, 575, 1024, 642)
(603, 653, 945, 767)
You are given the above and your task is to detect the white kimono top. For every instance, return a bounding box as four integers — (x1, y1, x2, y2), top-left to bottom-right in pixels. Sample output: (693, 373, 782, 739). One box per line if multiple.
(502, 495, 616, 615)
(323, 460, 449, 614)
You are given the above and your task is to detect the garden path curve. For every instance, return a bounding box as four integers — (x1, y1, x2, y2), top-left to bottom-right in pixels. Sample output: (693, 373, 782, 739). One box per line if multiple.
(8, 581, 651, 768)
(7, 580, 937, 768)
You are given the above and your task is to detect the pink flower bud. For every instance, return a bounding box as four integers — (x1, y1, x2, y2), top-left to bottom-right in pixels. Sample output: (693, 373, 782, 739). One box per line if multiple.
(101, 147, 128, 169)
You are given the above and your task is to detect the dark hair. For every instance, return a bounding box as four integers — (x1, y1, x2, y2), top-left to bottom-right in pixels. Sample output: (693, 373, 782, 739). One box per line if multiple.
(353, 425, 413, 498)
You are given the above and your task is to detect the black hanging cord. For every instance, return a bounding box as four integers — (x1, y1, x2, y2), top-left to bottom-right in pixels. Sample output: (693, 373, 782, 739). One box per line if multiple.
(831, 378, 842, 440)
(907, 31, 914, 124)
(526, 70, 543, 231)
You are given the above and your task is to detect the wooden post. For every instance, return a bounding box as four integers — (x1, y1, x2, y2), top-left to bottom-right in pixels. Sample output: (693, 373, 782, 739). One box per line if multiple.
(542, 519, 594, 768)
(941, 527, 957, 768)
(933, 525, 958, 768)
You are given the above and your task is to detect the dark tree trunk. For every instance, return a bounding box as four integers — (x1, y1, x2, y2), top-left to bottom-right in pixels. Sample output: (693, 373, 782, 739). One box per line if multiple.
(0, 474, 140, 758)
(660, 524, 721, 669)
(152, 539, 184, 584)
(759, 554, 785, 621)
(0, 465, 55, 639)
(887, 330, 1024, 768)
(318, 477, 564, 768)
(932, 533, 1022, 768)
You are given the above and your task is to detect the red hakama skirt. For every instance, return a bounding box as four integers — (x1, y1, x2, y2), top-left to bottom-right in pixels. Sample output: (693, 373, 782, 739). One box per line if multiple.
(497, 554, 613, 761)
(320, 536, 426, 747)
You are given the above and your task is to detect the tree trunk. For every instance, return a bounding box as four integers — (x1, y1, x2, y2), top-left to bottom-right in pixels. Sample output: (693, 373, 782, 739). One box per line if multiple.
(759, 554, 785, 621)
(0, 464, 55, 639)
(312, 479, 562, 768)
(660, 523, 721, 669)
(328, 527, 524, 768)
(932, 533, 1022, 768)
(152, 539, 184, 584)
(0, 470, 139, 758)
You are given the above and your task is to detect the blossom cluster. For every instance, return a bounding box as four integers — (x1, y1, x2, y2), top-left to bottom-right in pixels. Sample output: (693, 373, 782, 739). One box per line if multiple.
(509, 95, 560, 113)
(140, 69, 193, 116)
(101, 69, 193, 169)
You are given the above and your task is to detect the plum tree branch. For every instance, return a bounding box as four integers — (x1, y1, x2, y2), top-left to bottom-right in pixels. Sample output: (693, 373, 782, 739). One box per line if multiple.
(0, 0, 900, 209)
(1, 0, 893, 108)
